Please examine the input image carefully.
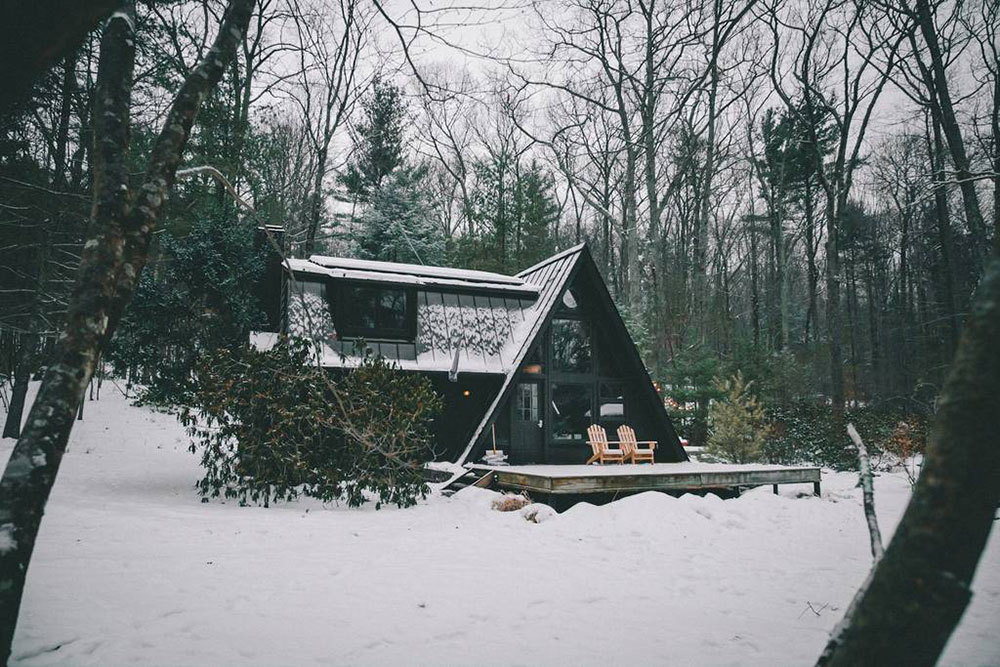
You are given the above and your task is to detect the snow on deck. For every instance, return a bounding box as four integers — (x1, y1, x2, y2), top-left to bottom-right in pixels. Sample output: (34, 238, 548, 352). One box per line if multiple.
(472, 462, 819, 478)
(2, 386, 998, 666)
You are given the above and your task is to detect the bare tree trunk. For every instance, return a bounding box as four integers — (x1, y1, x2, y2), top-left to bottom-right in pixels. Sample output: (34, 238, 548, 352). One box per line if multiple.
(927, 114, 960, 354)
(914, 0, 987, 266)
(825, 195, 845, 432)
(0, 1, 254, 661)
(991, 51, 999, 256)
(52, 52, 78, 188)
(818, 255, 1000, 665)
(1, 342, 31, 439)
(803, 178, 820, 344)
(695, 1, 722, 344)
(847, 423, 884, 561)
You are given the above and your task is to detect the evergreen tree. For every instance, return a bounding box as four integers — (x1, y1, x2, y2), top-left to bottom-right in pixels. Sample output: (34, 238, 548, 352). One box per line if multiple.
(354, 166, 445, 265)
(341, 77, 446, 264)
(341, 77, 406, 200)
(455, 157, 558, 273)
(108, 211, 266, 404)
(706, 371, 772, 464)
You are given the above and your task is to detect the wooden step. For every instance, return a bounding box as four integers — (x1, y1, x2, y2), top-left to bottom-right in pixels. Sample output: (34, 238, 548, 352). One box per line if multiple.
(440, 469, 495, 496)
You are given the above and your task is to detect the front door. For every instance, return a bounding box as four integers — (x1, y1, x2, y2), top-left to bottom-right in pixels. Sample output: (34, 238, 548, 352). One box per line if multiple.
(511, 380, 545, 463)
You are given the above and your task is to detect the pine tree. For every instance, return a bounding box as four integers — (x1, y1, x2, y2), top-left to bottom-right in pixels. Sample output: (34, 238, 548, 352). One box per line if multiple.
(341, 77, 406, 200)
(706, 371, 772, 463)
(456, 157, 558, 272)
(354, 166, 445, 265)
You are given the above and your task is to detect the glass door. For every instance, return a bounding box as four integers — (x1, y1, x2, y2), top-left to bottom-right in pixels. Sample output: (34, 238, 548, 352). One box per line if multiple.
(511, 380, 544, 463)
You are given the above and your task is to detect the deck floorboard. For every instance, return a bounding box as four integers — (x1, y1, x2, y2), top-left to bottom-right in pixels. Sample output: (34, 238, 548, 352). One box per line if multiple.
(467, 463, 822, 496)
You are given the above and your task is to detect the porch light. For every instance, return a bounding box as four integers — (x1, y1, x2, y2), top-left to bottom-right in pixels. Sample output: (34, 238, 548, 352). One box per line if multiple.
(521, 363, 543, 374)
(462, 389, 471, 397)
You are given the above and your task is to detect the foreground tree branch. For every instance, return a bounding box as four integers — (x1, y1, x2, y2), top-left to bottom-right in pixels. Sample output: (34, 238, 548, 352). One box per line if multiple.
(818, 256, 1000, 665)
(0, 0, 119, 115)
(847, 423, 884, 561)
(0, 0, 255, 662)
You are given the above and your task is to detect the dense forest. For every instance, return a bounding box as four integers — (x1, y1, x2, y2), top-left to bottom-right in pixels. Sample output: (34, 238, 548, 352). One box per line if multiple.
(1, 0, 997, 449)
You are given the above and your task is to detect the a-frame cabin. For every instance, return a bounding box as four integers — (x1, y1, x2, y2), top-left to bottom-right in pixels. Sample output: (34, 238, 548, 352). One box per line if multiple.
(255, 243, 687, 466)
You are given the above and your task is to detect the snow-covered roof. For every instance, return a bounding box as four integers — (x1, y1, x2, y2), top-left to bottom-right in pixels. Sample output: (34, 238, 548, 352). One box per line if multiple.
(285, 285, 538, 374)
(309, 255, 528, 285)
(287, 256, 539, 296)
(279, 249, 588, 375)
(452, 244, 588, 461)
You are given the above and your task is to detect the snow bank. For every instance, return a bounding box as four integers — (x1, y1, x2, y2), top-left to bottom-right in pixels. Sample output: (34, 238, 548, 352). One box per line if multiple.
(1, 386, 997, 665)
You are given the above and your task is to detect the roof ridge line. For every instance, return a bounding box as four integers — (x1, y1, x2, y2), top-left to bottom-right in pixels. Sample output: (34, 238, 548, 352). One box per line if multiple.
(516, 243, 587, 279)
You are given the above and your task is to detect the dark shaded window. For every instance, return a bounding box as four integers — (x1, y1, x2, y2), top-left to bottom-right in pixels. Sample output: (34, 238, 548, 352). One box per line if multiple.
(335, 283, 416, 341)
(551, 383, 592, 441)
(551, 319, 591, 373)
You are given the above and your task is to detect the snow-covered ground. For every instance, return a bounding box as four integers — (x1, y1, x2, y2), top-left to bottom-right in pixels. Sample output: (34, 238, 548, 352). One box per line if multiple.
(2, 385, 998, 666)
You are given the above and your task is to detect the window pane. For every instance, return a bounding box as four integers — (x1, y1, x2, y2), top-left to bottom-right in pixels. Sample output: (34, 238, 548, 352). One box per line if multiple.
(561, 288, 580, 311)
(551, 383, 593, 441)
(340, 285, 412, 338)
(551, 319, 591, 373)
(378, 289, 407, 329)
(599, 382, 626, 432)
(516, 383, 539, 422)
(343, 286, 378, 330)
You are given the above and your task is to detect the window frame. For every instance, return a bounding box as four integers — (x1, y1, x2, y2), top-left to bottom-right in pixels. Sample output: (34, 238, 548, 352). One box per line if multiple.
(545, 307, 631, 445)
(330, 280, 418, 342)
(549, 316, 593, 375)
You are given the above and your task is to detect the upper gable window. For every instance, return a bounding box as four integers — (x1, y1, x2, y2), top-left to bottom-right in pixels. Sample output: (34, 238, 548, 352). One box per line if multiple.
(551, 318, 592, 373)
(334, 283, 416, 341)
(561, 288, 580, 311)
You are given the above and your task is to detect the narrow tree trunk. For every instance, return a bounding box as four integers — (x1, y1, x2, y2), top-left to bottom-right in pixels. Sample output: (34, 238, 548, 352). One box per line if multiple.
(817, 257, 1000, 666)
(991, 62, 999, 255)
(915, 0, 988, 267)
(847, 423, 884, 561)
(0, 2, 254, 661)
(750, 213, 761, 350)
(928, 114, 960, 354)
(804, 178, 820, 344)
(826, 194, 845, 433)
(52, 52, 78, 188)
(1, 344, 31, 439)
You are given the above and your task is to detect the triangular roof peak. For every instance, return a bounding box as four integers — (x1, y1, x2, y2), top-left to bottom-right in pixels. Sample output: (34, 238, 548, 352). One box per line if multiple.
(450, 241, 686, 470)
(517, 242, 588, 280)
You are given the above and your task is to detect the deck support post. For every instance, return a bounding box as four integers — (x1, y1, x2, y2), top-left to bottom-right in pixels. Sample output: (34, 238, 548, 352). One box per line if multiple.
(813, 481, 821, 497)
(773, 484, 779, 495)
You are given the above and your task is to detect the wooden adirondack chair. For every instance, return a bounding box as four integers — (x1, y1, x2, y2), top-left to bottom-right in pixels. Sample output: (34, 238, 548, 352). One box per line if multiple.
(586, 425, 626, 464)
(617, 425, 656, 464)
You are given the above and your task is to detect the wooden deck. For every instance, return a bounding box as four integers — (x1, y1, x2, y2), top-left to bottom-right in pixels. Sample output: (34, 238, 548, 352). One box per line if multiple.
(467, 462, 822, 497)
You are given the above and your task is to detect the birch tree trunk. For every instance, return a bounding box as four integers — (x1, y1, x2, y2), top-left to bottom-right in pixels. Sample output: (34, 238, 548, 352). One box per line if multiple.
(0, 1, 254, 662)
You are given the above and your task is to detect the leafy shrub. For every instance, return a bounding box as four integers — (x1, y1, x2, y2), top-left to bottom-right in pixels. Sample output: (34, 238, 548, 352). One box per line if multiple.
(880, 420, 925, 485)
(180, 338, 443, 508)
(764, 400, 929, 471)
(109, 212, 266, 406)
(706, 371, 772, 463)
